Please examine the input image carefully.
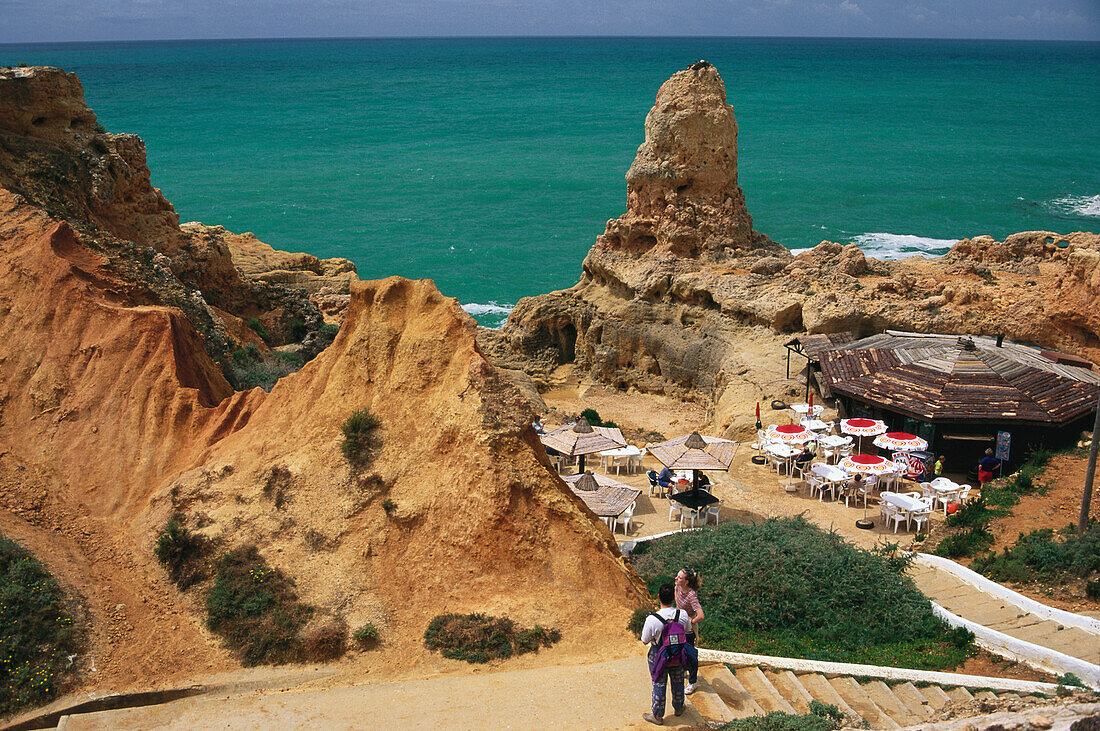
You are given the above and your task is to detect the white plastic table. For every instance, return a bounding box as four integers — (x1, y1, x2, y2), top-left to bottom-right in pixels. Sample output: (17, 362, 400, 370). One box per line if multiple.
(803, 419, 831, 432)
(598, 445, 644, 474)
(817, 435, 848, 449)
(790, 404, 824, 417)
(882, 492, 926, 512)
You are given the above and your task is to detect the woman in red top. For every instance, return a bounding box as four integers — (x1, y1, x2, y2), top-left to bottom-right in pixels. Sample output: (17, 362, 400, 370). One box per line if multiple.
(675, 568, 705, 695)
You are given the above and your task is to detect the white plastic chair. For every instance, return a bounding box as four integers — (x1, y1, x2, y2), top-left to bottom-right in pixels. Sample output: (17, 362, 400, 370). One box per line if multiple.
(704, 498, 724, 525)
(957, 485, 972, 504)
(752, 429, 770, 455)
(614, 501, 636, 534)
(888, 507, 911, 533)
(667, 494, 682, 522)
(910, 508, 931, 533)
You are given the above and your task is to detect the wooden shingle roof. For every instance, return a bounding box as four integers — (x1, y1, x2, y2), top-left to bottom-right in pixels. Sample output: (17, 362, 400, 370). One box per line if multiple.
(819, 332, 1100, 425)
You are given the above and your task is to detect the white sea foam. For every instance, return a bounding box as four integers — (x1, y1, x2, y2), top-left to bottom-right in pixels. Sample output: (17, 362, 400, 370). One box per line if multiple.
(1048, 194, 1100, 218)
(461, 301, 514, 329)
(847, 233, 958, 260)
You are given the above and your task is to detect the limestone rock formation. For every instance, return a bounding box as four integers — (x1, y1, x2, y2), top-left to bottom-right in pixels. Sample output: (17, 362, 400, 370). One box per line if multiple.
(612, 61, 781, 259)
(483, 63, 1100, 440)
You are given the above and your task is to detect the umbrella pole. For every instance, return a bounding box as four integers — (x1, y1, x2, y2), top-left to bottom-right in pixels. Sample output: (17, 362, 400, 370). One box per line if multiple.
(692, 469, 699, 492)
(578, 454, 586, 474)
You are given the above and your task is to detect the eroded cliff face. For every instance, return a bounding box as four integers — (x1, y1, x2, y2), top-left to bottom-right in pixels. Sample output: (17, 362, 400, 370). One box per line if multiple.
(482, 63, 1100, 439)
(0, 66, 648, 689)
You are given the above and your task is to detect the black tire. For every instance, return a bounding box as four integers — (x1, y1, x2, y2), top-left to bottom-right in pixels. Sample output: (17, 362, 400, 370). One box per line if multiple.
(751, 455, 767, 465)
(770, 400, 788, 410)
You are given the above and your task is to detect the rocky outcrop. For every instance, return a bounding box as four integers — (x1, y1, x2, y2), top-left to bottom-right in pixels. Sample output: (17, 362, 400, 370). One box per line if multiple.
(484, 63, 1100, 439)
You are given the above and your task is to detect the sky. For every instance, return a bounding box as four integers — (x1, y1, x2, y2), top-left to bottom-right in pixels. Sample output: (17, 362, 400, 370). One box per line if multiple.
(2, 0, 1099, 44)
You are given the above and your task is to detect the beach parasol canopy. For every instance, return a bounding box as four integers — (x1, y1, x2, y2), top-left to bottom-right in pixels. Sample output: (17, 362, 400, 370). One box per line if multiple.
(766, 424, 815, 443)
(540, 418, 627, 473)
(648, 432, 738, 490)
(840, 418, 888, 437)
(873, 431, 929, 452)
(838, 454, 896, 474)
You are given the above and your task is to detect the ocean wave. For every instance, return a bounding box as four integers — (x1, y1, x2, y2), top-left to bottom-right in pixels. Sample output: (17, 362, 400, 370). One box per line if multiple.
(847, 233, 958, 260)
(1047, 194, 1100, 218)
(461, 301, 514, 329)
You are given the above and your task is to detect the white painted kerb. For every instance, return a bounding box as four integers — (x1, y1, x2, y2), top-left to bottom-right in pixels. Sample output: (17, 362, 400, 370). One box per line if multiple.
(916, 553, 1100, 635)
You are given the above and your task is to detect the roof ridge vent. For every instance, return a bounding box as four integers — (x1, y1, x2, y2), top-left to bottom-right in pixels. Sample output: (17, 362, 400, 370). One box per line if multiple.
(958, 337, 977, 351)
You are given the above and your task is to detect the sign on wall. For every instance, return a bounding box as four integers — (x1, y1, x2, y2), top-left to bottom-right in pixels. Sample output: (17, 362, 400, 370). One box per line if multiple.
(996, 431, 1011, 462)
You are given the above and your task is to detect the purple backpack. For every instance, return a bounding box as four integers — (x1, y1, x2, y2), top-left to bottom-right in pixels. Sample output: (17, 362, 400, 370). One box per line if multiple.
(648, 609, 689, 681)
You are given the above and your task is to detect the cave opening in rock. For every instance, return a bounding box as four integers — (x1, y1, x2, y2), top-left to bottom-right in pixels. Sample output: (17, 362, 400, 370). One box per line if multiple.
(558, 323, 577, 363)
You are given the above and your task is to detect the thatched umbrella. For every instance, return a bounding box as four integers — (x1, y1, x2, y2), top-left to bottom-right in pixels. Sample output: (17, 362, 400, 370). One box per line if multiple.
(572, 471, 601, 492)
(539, 418, 627, 474)
(647, 432, 738, 491)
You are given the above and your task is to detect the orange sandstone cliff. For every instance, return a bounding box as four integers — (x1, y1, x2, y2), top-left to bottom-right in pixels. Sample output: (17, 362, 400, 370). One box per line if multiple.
(0, 66, 647, 694)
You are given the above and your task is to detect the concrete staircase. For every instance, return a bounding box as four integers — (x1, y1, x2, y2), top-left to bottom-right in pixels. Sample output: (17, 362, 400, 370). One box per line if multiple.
(909, 562, 1100, 666)
(689, 663, 1045, 728)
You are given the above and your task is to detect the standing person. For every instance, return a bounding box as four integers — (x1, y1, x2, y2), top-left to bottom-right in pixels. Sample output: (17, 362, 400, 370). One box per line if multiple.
(675, 568, 705, 694)
(641, 583, 692, 725)
(978, 448, 999, 489)
(934, 455, 945, 478)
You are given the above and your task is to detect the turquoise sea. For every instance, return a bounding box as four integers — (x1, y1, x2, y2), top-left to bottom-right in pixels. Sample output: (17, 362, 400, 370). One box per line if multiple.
(1, 38, 1098, 326)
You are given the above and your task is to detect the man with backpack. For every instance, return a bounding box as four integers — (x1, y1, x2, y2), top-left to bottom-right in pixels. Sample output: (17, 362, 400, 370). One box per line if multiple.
(640, 583, 694, 725)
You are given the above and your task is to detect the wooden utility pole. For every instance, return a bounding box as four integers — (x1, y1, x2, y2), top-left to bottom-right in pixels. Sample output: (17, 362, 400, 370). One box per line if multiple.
(1080, 390, 1100, 533)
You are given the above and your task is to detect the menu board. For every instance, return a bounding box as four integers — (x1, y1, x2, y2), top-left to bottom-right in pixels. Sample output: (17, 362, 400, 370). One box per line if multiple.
(995, 431, 1011, 462)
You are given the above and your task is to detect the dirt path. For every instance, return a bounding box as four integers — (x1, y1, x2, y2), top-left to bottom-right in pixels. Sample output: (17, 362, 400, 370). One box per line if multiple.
(60, 656, 700, 731)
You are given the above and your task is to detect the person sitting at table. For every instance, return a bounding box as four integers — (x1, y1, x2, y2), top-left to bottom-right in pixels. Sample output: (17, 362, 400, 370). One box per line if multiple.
(696, 472, 711, 489)
(657, 466, 674, 489)
(793, 444, 814, 467)
(848, 472, 867, 498)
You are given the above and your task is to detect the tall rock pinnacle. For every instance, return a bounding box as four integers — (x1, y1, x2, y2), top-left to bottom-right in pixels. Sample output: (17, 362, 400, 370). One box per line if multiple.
(600, 61, 780, 258)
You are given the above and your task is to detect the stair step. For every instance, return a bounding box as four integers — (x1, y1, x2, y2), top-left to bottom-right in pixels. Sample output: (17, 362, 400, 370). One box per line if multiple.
(946, 686, 974, 703)
(861, 681, 921, 726)
(736, 667, 796, 715)
(828, 677, 899, 729)
(688, 677, 736, 725)
(766, 670, 815, 715)
(796, 674, 859, 723)
(918, 684, 954, 710)
(892, 682, 935, 721)
(998, 692, 1022, 701)
(701, 666, 764, 719)
(974, 690, 997, 700)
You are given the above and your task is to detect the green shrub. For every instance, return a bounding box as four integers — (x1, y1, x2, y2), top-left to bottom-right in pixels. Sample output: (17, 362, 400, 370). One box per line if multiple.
(972, 522, 1100, 584)
(204, 546, 313, 666)
(0, 532, 84, 714)
(320, 323, 340, 338)
(353, 623, 380, 647)
(424, 613, 560, 664)
(1057, 672, 1085, 688)
(273, 350, 304, 367)
(580, 408, 602, 426)
(341, 409, 381, 464)
(1087, 581, 1100, 600)
(287, 318, 309, 342)
(245, 317, 271, 344)
(934, 526, 994, 559)
(381, 498, 396, 514)
(302, 620, 347, 661)
(945, 497, 995, 529)
(723, 701, 845, 731)
(628, 607, 650, 639)
(630, 516, 973, 670)
(154, 514, 207, 589)
(603, 420, 619, 430)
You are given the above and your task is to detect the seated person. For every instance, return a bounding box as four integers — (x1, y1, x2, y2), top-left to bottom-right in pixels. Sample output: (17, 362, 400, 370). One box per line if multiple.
(849, 472, 867, 494)
(793, 445, 814, 465)
(696, 472, 711, 488)
(657, 466, 674, 488)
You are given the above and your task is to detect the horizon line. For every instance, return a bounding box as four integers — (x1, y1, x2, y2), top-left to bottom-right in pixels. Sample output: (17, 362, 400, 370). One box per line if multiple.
(3, 34, 1099, 47)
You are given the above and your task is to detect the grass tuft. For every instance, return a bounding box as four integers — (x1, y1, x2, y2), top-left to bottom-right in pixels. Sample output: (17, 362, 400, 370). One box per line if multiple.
(204, 546, 313, 666)
(424, 613, 560, 664)
(722, 701, 846, 731)
(154, 514, 207, 589)
(341, 409, 381, 464)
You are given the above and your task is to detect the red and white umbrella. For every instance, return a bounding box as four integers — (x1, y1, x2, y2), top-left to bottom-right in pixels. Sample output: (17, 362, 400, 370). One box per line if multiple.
(873, 431, 929, 452)
(840, 418, 888, 437)
(840, 418, 888, 453)
(839, 454, 896, 474)
(766, 424, 815, 443)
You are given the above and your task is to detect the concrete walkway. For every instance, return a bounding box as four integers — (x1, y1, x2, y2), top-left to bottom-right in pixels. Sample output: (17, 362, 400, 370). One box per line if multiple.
(909, 563, 1100, 666)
